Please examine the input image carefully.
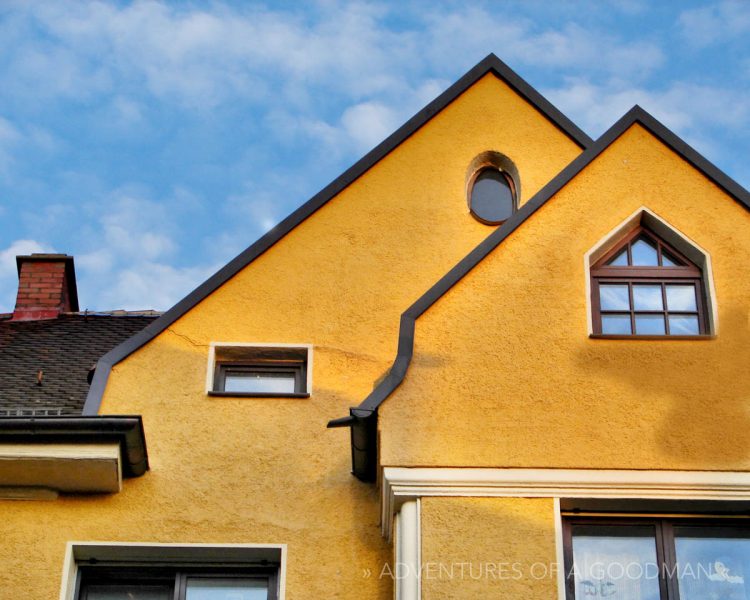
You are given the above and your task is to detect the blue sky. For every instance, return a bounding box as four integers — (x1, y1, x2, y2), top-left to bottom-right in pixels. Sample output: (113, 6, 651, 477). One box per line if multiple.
(0, 0, 748, 312)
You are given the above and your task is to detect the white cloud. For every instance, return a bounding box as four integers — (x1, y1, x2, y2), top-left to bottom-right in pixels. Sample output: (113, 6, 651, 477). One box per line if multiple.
(93, 261, 218, 311)
(341, 101, 400, 152)
(679, 1, 750, 47)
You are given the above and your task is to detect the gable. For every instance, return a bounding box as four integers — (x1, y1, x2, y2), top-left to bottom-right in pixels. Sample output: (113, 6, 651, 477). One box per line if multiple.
(377, 116, 750, 472)
(86, 55, 588, 415)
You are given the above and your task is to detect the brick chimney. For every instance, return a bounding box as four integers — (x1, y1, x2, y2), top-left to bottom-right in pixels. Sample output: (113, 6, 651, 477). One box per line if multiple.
(12, 254, 79, 321)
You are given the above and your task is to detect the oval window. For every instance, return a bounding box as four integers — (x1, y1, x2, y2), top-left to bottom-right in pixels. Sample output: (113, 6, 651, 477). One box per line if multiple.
(470, 168, 515, 224)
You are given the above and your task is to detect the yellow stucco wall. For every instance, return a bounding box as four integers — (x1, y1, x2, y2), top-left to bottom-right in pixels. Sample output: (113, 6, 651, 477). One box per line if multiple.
(381, 123, 750, 470)
(0, 74, 583, 599)
(420, 497, 559, 599)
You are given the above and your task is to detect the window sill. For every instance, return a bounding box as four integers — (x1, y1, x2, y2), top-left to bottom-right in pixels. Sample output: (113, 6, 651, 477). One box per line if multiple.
(589, 334, 714, 340)
(207, 391, 310, 398)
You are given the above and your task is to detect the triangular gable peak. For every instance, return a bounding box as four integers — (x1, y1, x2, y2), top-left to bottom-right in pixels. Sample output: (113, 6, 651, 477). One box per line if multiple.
(334, 105, 750, 481)
(84, 54, 592, 415)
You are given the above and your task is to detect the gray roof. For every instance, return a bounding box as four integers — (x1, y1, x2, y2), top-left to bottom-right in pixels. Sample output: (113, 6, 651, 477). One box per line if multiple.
(0, 312, 158, 415)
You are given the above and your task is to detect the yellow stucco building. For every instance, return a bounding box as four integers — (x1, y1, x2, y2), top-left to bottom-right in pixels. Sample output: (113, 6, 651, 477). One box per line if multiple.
(0, 54, 749, 600)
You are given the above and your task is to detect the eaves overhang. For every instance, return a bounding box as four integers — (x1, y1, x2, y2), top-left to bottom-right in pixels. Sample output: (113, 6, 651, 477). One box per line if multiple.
(0, 416, 148, 496)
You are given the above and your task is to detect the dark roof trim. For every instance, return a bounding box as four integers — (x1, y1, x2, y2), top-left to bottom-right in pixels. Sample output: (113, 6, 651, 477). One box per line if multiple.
(0, 416, 149, 477)
(82, 53, 591, 416)
(330, 105, 750, 481)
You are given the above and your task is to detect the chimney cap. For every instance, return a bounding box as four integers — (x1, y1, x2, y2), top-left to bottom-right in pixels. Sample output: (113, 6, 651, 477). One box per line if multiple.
(15, 254, 79, 313)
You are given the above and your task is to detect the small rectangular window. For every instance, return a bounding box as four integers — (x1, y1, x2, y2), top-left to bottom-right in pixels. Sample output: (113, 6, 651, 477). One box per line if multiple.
(207, 344, 311, 398)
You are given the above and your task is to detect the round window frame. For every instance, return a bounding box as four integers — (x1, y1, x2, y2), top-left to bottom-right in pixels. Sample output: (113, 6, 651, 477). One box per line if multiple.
(466, 151, 520, 225)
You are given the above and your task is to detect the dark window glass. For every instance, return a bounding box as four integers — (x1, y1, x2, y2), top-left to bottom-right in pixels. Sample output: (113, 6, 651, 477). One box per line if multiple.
(79, 569, 276, 600)
(470, 169, 515, 223)
(566, 519, 750, 600)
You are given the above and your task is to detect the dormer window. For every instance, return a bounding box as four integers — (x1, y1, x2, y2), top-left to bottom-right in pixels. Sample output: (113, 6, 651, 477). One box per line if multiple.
(591, 226, 707, 336)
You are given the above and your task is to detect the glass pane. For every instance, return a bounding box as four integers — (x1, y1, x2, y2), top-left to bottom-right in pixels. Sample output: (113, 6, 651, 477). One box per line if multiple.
(675, 531, 750, 600)
(602, 314, 632, 335)
(224, 371, 296, 394)
(571, 527, 661, 600)
(666, 285, 697, 311)
(633, 285, 664, 311)
(186, 578, 268, 600)
(631, 238, 659, 266)
(661, 251, 680, 266)
(635, 314, 666, 335)
(608, 249, 629, 266)
(600, 284, 630, 310)
(470, 169, 514, 222)
(669, 315, 700, 335)
(85, 585, 172, 600)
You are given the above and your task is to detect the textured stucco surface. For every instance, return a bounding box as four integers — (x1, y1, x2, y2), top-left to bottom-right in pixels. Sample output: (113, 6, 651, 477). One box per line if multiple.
(381, 124, 750, 470)
(420, 497, 559, 599)
(0, 74, 584, 599)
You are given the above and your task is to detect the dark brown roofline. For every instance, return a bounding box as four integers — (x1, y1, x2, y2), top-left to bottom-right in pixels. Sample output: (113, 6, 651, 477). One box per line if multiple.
(328, 105, 750, 481)
(82, 54, 592, 416)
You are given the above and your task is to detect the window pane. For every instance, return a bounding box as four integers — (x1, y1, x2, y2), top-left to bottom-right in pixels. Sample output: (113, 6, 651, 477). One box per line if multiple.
(470, 170, 514, 223)
(571, 528, 661, 600)
(602, 314, 632, 335)
(675, 533, 750, 600)
(661, 251, 680, 267)
(85, 585, 172, 600)
(666, 285, 697, 312)
(631, 239, 659, 266)
(224, 371, 296, 394)
(186, 578, 268, 600)
(608, 249, 629, 266)
(669, 315, 700, 335)
(635, 314, 666, 335)
(633, 285, 664, 311)
(600, 284, 630, 310)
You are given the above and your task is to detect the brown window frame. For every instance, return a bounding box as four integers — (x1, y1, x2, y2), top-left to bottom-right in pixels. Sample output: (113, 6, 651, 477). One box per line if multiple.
(590, 226, 708, 337)
(213, 361, 307, 396)
(563, 516, 750, 600)
(209, 346, 310, 398)
(77, 565, 279, 600)
(468, 166, 517, 225)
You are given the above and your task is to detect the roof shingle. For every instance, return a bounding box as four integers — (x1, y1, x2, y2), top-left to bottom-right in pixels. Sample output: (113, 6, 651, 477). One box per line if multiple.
(0, 313, 157, 415)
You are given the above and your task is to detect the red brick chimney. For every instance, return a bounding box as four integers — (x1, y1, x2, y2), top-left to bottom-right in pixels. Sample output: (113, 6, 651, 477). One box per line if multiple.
(12, 254, 79, 321)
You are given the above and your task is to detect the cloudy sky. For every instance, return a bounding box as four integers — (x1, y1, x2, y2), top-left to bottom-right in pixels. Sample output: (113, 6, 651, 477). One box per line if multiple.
(0, 0, 747, 312)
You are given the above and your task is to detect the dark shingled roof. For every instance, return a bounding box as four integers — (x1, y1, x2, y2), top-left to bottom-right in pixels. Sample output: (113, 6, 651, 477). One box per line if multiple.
(0, 312, 158, 416)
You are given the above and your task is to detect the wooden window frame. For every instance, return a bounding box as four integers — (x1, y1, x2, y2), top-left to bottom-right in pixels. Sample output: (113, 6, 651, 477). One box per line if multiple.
(77, 565, 280, 600)
(562, 516, 750, 600)
(590, 226, 708, 337)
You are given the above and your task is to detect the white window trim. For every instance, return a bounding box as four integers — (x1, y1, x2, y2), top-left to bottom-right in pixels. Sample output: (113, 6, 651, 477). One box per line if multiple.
(395, 499, 421, 600)
(381, 467, 750, 540)
(206, 342, 313, 395)
(59, 542, 287, 600)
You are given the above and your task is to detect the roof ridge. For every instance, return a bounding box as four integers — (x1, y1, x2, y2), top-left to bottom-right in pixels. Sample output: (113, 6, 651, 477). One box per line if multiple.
(82, 53, 592, 416)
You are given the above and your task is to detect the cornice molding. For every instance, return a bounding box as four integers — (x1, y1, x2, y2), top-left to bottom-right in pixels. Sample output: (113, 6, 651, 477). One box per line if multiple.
(381, 467, 750, 539)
